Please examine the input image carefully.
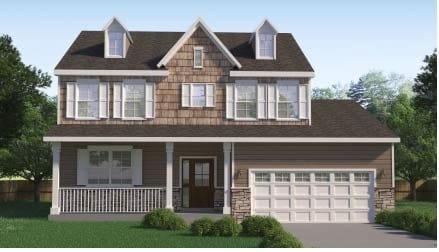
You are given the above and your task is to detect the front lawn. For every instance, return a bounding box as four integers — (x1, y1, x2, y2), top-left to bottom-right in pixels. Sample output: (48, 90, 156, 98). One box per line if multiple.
(396, 201, 437, 217)
(0, 202, 260, 248)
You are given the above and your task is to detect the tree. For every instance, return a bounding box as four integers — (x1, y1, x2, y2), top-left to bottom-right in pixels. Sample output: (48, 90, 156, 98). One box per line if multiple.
(0, 35, 51, 148)
(312, 83, 348, 100)
(413, 50, 436, 117)
(347, 80, 370, 109)
(386, 94, 436, 200)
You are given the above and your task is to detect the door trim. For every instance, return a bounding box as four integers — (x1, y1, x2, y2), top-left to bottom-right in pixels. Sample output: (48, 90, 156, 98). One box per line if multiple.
(179, 156, 219, 188)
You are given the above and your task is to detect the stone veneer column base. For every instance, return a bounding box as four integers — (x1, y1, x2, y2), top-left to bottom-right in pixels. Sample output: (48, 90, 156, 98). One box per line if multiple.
(375, 188, 395, 214)
(214, 188, 224, 212)
(231, 188, 251, 222)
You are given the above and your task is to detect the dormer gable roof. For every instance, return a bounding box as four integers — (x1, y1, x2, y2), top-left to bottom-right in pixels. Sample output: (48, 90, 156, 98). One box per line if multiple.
(249, 19, 279, 43)
(103, 17, 133, 43)
(156, 18, 242, 69)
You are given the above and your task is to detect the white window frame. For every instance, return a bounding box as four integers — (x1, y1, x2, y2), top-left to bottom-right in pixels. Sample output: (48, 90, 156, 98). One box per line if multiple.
(122, 83, 145, 120)
(118, 80, 155, 120)
(71, 80, 108, 120)
(258, 33, 275, 59)
(86, 145, 134, 188)
(193, 46, 203, 68)
(234, 83, 258, 121)
(276, 83, 299, 121)
(181, 83, 215, 108)
(106, 31, 125, 58)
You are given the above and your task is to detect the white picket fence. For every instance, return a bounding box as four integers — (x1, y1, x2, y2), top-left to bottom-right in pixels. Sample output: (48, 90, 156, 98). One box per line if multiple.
(59, 187, 165, 213)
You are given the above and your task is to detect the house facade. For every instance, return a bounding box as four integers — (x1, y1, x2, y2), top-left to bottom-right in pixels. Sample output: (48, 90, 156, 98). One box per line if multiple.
(44, 17, 399, 223)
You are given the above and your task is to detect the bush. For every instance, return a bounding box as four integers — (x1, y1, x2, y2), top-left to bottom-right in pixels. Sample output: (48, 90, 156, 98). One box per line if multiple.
(141, 208, 187, 230)
(241, 216, 282, 237)
(190, 217, 215, 236)
(375, 209, 436, 238)
(259, 229, 303, 248)
(211, 216, 242, 236)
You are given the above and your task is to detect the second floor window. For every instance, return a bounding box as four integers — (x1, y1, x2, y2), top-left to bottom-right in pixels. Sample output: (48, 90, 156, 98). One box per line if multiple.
(113, 80, 155, 119)
(124, 84, 145, 118)
(77, 83, 99, 118)
(277, 84, 299, 119)
(182, 83, 215, 107)
(66, 79, 108, 120)
(236, 84, 257, 119)
(108, 32, 123, 57)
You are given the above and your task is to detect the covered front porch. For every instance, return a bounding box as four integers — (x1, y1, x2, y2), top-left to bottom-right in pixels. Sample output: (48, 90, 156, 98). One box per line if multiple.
(49, 142, 233, 218)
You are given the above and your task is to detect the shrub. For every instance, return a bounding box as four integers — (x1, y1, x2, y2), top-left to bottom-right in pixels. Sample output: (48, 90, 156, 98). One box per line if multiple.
(375, 209, 436, 238)
(211, 216, 242, 236)
(241, 216, 282, 237)
(190, 217, 215, 236)
(141, 208, 187, 230)
(259, 229, 303, 248)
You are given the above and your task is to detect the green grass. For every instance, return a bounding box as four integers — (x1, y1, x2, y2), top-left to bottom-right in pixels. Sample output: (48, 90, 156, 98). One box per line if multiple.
(396, 201, 437, 217)
(0, 202, 261, 248)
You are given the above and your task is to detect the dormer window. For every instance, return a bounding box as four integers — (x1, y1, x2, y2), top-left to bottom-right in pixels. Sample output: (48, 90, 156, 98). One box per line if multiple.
(250, 19, 278, 60)
(103, 17, 133, 58)
(259, 34, 274, 58)
(108, 32, 124, 57)
(193, 47, 203, 68)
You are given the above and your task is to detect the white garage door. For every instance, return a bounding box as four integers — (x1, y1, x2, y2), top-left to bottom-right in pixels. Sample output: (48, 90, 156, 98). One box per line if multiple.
(250, 170, 375, 223)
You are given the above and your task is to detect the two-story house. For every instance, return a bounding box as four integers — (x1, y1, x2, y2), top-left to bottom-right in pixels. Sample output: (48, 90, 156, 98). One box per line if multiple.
(44, 17, 399, 223)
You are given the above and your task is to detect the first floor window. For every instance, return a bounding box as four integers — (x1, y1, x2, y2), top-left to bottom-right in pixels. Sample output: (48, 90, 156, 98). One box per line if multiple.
(77, 83, 99, 118)
(88, 150, 132, 185)
(124, 84, 145, 118)
(236, 84, 257, 119)
(277, 84, 298, 119)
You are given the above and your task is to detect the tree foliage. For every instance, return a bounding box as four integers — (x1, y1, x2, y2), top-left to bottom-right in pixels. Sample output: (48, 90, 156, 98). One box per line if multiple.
(0, 35, 51, 147)
(347, 80, 370, 109)
(386, 94, 436, 200)
(413, 49, 436, 118)
(312, 83, 348, 100)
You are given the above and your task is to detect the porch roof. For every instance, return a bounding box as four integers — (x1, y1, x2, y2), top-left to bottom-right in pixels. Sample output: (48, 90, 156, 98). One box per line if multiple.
(45, 101, 399, 143)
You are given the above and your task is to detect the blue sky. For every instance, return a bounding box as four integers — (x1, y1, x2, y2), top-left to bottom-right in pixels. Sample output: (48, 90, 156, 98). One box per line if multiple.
(1, 0, 436, 96)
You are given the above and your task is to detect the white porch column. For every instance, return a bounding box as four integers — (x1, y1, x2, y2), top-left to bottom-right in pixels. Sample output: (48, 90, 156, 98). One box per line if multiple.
(165, 142, 174, 209)
(50, 142, 61, 215)
(223, 142, 232, 214)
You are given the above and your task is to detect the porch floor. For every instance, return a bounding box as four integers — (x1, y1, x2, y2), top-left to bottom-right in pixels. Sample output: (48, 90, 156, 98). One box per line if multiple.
(49, 212, 224, 222)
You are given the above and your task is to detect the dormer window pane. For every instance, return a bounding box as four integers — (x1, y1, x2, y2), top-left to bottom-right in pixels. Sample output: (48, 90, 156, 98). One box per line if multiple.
(109, 32, 123, 57)
(259, 34, 274, 58)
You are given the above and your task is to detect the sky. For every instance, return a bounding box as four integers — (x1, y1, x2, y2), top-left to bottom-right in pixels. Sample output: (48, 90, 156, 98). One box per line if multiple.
(1, 0, 436, 96)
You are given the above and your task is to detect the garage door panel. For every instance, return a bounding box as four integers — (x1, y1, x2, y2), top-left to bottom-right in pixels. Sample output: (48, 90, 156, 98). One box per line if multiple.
(251, 170, 374, 223)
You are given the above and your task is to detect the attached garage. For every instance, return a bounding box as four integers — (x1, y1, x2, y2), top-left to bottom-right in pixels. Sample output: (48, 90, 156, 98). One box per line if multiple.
(250, 169, 375, 223)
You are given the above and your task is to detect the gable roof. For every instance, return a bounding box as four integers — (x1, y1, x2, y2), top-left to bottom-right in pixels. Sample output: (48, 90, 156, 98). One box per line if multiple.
(55, 31, 314, 72)
(103, 17, 133, 43)
(249, 19, 278, 43)
(44, 100, 398, 141)
(156, 18, 242, 69)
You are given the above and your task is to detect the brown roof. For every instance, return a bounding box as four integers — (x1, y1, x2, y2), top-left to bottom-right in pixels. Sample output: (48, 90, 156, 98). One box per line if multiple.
(55, 31, 314, 72)
(45, 100, 397, 138)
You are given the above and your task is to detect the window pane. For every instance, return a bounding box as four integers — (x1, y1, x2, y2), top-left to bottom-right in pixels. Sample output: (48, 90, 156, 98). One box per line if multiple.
(335, 173, 350, 182)
(124, 84, 145, 118)
(278, 84, 298, 119)
(275, 173, 290, 182)
(182, 160, 189, 185)
(194, 49, 202, 67)
(109, 32, 123, 56)
(88, 151, 110, 185)
(255, 172, 270, 182)
(192, 85, 206, 106)
(236, 84, 257, 119)
(295, 173, 310, 182)
(354, 173, 370, 182)
(182, 187, 189, 208)
(77, 84, 99, 118)
(315, 173, 330, 182)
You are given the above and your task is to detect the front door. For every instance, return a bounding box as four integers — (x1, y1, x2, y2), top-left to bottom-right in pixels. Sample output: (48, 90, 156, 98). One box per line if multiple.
(181, 158, 214, 208)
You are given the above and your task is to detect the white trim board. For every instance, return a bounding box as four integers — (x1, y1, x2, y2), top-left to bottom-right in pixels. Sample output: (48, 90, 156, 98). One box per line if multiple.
(54, 69, 169, 77)
(156, 18, 242, 69)
(230, 71, 315, 78)
(44, 136, 401, 143)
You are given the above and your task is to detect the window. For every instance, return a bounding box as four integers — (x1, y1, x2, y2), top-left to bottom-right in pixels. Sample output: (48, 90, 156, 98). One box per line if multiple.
(88, 150, 132, 185)
(236, 84, 257, 119)
(354, 172, 370, 182)
(277, 84, 299, 119)
(193, 47, 203, 68)
(255, 172, 270, 182)
(194, 163, 210, 186)
(108, 32, 123, 57)
(335, 173, 350, 182)
(295, 173, 310, 182)
(259, 34, 274, 58)
(181, 83, 215, 107)
(275, 173, 290, 182)
(77, 83, 99, 118)
(315, 173, 330, 182)
(124, 84, 145, 118)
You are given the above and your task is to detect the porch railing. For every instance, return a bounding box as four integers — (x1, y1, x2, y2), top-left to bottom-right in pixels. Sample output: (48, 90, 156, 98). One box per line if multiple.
(59, 187, 165, 213)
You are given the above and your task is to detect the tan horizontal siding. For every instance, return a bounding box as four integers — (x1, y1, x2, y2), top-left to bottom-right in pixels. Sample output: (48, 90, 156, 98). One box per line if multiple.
(234, 143, 392, 189)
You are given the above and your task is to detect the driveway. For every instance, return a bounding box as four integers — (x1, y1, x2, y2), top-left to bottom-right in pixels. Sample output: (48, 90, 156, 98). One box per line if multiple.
(283, 223, 437, 248)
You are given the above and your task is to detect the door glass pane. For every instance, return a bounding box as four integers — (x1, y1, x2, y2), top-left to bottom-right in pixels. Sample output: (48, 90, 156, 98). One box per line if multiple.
(182, 187, 189, 208)
(195, 163, 202, 174)
(182, 160, 189, 185)
(194, 162, 209, 187)
(202, 163, 209, 175)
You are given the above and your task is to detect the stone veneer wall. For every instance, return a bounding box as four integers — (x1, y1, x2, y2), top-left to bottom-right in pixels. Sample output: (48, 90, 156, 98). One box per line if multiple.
(172, 188, 182, 211)
(172, 187, 223, 213)
(374, 188, 395, 213)
(231, 188, 251, 221)
(214, 189, 224, 212)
